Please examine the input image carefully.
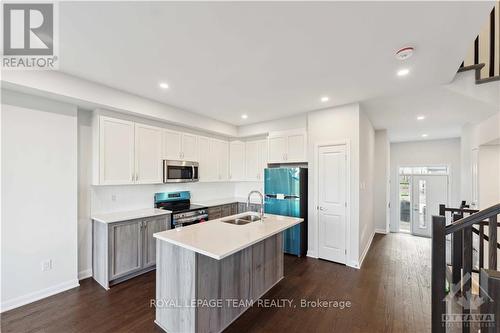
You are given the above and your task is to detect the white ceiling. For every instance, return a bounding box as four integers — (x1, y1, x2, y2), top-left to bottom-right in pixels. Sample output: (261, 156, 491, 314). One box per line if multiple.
(361, 73, 500, 142)
(58, 1, 494, 126)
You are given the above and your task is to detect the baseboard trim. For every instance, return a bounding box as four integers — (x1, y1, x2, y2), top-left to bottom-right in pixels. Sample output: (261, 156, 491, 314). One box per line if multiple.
(1, 279, 80, 313)
(358, 231, 376, 269)
(375, 228, 388, 234)
(306, 250, 318, 259)
(78, 269, 92, 280)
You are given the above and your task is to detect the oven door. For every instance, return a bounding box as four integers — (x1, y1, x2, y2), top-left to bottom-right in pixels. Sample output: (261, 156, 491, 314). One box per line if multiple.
(172, 213, 208, 228)
(163, 160, 199, 183)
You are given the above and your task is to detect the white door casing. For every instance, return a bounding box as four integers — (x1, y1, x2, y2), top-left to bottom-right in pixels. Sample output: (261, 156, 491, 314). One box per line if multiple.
(317, 144, 347, 264)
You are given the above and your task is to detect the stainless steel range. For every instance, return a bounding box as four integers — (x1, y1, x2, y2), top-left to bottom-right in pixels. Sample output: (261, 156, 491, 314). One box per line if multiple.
(154, 191, 208, 229)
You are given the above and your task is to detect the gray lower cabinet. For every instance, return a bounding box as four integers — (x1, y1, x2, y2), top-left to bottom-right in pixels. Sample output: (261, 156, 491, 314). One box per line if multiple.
(143, 217, 167, 268)
(109, 220, 143, 280)
(208, 202, 262, 220)
(207, 206, 222, 220)
(93, 214, 170, 290)
(238, 202, 262, 213)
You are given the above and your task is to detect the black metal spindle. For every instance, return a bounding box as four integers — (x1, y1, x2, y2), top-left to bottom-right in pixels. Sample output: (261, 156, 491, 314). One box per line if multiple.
(490, 215, 498, 270)
(474, 36, 480, 65)
(462, 221, 473, 333)
(452, 212, 463, 288)
(490, 7, 495, 77)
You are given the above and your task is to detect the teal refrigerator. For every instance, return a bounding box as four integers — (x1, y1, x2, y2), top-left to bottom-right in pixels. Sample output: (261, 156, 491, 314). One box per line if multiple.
(264, 167, 307, 256)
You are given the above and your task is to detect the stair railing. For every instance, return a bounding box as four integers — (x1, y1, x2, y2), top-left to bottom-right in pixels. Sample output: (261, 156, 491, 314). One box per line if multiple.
(432, 203, 500, 333)
(459, 2, 499, 82)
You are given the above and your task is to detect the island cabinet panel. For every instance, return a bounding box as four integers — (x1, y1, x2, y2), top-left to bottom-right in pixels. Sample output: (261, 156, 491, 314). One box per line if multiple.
(156, 233, 284, 333)
(156, 241, 196, 333)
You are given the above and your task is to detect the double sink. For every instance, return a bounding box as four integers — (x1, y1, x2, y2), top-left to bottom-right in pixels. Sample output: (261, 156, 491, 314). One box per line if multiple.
(221, 214, 262, 225)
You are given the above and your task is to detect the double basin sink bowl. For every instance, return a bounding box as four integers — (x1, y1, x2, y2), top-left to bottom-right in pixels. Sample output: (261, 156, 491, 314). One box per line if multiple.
(221, 214, 262, 225)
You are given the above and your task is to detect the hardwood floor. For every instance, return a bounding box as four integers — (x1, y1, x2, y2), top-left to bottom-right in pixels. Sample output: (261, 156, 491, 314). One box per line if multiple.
(1, 233, 431, 333)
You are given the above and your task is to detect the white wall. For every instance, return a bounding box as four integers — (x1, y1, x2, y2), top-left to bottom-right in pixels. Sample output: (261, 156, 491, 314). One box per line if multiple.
(90, 182, 236, 214)
(307, 103, 361, 267)
(358, 111, 375, 263)
(374, 130, 390, 233)
(1, 90, 78, 312)
(390, 138, 461, 231)
(478, 145, 500, 209)
(237, 114, 307, 137)
(460, 113, 500, 207)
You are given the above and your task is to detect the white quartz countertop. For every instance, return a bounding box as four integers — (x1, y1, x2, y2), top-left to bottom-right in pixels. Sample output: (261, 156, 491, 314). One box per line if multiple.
(92, 208, 171, 224)
(192, 197, 261, 207)
(154, 212, 302, 260)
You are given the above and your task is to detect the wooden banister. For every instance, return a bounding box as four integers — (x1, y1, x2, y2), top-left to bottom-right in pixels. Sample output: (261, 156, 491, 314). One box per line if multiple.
(431, 215, 446, 333)
(445, 204, 500, 235)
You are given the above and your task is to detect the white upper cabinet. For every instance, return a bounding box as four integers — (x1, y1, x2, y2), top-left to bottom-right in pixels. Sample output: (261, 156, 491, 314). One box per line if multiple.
(229, 141, 246, 181)
(197, 136, 216, 182)
(135, 123, 163, 184)
(258, 139, 268, 180)
(163, 130, 182, 160)
(98, 116, 135, 185)
(245, 141, 259, 181)
(287, 132, 307, 162)
(267, 129, 307, 163)
(182, 133, 198, 162)
(268, 136, 287, 163)
(94, 115, 163, 185)
(163, 130, 198, 161)
(211, 139, 229, 181)
(245, 139, 268, 181)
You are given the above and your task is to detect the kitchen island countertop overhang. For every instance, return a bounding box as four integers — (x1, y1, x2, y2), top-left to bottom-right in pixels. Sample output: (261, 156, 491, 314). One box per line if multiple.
(153, 212, 303, 260)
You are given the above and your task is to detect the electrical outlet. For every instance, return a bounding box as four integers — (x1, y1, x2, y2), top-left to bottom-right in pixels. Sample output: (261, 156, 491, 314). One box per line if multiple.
(111, 194, 117, 202)
(41, 259, 52, 272)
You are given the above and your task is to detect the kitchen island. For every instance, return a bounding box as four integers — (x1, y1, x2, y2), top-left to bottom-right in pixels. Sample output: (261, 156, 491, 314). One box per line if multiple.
(153, 212, 303, 333)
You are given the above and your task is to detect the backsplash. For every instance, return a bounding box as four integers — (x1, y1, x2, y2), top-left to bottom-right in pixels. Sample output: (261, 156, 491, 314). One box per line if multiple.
(91, 182, 236, 214)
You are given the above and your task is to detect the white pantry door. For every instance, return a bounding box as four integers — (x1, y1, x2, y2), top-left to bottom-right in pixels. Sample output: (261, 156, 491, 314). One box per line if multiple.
(318, 145, 347, 264)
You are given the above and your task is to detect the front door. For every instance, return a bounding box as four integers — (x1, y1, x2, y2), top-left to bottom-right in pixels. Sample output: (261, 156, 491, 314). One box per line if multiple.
(317, 145, 347, 264)
(411, 175, 448, 237)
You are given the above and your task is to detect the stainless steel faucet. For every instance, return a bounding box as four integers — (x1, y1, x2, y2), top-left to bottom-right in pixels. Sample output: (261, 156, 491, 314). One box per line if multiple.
(247, 190, 264, 219)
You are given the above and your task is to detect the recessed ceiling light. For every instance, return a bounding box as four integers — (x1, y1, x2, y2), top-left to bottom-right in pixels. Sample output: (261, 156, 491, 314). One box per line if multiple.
(422, 134, 428, 138)
(159, 82, 169, 89)
(397, 68, 410, 77)
(417, 115, 426, 120)
(320, 96, 329, 102)
(241, 114, 248, 119)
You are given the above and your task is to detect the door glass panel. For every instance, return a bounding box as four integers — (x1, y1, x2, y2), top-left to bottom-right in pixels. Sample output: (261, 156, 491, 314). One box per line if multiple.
(399, 175, 411, 232)
(418, 180, 427, 228)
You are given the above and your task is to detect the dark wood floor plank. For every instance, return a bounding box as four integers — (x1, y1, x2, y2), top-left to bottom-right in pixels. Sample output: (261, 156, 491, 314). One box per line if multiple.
(1, 233, 431, 333)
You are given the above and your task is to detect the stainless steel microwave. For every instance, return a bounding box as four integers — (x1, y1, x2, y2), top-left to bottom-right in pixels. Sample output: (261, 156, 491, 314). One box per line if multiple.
(163, 160, 199, 183)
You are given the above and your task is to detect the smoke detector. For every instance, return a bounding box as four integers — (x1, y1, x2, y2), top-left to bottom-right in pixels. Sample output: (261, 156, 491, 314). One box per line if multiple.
(395, 47, 414, 60)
